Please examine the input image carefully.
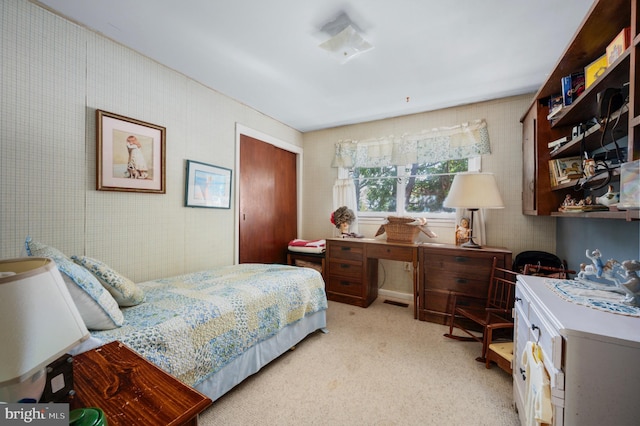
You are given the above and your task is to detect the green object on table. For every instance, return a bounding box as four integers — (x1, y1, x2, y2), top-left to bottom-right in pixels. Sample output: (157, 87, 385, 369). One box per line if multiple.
(69, 407, 107, 426)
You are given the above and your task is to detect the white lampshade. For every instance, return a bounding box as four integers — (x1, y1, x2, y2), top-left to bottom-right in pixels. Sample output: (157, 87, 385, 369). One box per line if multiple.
(0, 257, 89, 402)
(443, 172, 505, 209)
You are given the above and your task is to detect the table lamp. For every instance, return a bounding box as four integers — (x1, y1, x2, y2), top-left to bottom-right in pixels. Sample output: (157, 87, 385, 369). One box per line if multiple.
(443, 172, 504, 248)
(0, 257, 90, 403)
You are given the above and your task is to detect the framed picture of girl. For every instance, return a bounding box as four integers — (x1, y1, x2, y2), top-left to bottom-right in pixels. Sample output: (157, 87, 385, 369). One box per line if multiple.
(96, 110, 166, 193)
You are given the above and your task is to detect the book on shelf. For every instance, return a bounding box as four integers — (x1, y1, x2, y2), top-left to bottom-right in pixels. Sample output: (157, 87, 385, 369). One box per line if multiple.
(549, 156, 582, 187)
(560, 204, 610, 213)
(547, 94, 563, 120)
(607, 27, 630, 67)
(585, 54, 608, 89)
(548, 136, 568, 149)
(561, 72, 585, 107)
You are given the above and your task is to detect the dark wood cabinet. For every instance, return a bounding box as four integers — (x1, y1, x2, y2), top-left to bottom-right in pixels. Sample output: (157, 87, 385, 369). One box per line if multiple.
(325, 239, 378, 308)
(418, 244, 512, 325)
(522, 0, 639, 220)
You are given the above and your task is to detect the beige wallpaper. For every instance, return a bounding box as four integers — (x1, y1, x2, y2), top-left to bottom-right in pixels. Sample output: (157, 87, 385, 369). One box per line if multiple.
(1, 0, 302, 282)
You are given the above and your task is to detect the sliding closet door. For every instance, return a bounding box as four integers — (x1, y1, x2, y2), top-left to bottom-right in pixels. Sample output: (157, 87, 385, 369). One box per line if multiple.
(239, 135, 297, 264)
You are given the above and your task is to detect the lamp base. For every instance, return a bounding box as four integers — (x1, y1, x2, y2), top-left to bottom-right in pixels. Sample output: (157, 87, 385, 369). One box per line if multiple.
(462, 238, 482, 249)
(39, 353, 74, 403)
(0, 368, 46, 403)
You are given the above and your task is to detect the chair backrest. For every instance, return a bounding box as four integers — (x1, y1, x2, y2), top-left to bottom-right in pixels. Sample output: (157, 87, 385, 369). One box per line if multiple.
(523, 264, 576, 279)
(486, 257, 519, 312)
(512, 250, 565, 274)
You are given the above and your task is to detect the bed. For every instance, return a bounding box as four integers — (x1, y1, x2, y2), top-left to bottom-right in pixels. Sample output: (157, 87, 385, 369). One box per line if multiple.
(25, 237, 328, 402)
(88, 264, 327, 400)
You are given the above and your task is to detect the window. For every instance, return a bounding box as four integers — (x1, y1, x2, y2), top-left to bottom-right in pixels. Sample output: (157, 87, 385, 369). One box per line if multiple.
(353, 157, 480, 218)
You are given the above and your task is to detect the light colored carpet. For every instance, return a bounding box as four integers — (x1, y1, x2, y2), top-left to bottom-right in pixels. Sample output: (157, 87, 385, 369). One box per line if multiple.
(199, 298, 519, 425)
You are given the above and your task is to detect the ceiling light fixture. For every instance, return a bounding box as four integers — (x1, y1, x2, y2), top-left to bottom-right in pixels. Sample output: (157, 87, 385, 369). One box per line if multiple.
(318, 12, 373, 64)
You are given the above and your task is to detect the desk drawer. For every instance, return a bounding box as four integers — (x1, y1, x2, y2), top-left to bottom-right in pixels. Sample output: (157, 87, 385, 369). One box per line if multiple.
(366, 244, 415, 261)
(423, 270, 488, 296)
(328, 241, 364, 262)
(327, 260, 362, 280)
(326, 277, 364, 297)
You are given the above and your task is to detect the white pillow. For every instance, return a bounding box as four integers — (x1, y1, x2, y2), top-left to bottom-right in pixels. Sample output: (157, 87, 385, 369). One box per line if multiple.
(25, 238, 124, 330)
(72, 256, 144, 307)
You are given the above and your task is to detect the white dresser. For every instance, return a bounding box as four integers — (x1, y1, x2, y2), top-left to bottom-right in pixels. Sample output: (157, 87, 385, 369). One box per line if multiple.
(513, 275, 640, 426)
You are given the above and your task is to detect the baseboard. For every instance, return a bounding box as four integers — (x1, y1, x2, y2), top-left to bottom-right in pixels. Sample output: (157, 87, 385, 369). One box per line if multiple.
(378, 289, 412, 303)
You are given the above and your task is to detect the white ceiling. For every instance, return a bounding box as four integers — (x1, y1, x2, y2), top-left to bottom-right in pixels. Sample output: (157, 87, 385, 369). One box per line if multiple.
(35, 0, 595, 132)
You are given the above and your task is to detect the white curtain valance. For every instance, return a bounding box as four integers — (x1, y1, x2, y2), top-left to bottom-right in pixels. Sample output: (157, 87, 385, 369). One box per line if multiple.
(331, 119, 491, 168)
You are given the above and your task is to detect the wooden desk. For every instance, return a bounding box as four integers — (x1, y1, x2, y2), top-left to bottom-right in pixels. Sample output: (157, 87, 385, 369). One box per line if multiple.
(71, 341, 212, 426)
(326, 238, 419, 317)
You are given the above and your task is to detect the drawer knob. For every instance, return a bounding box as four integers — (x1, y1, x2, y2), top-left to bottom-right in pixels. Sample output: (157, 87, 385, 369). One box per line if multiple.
(454, 256, 468, 263)
(531, 324, 541, 342)
(515, 297, 522, 303)
(340, 247, 351, 251)
(456, 278, 467, 284)
(340, 264, 350, 269)
(340, 281, 350, 286)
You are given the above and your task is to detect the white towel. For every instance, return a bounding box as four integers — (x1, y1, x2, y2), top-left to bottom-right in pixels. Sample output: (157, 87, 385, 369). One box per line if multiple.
(521, 341, 553, 426)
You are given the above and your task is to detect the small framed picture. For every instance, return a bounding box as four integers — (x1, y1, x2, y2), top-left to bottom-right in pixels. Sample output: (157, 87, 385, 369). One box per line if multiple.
(185, 160, 232, 209)
(96, 110, 166, 193)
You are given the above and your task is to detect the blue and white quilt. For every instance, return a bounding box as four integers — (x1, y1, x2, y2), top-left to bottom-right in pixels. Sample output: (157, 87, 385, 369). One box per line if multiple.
(90, 263, 327, 387)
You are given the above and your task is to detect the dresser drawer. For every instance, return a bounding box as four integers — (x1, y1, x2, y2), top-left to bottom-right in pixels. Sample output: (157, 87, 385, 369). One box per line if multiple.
(327, 260, 363, 280)
(366, 244, 415, 261)
(528, 302, 563, 372)
(423, 289, 451, 312)
(425, 252, 496, 276)
(423, 269, 489, 296)
(328, 241, 364, 262)
(326, 277, 364, 297)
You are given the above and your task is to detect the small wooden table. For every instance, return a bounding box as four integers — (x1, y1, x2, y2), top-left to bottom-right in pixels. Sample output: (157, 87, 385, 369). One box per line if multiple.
(287, 250, 325, 279)
(70, 341, 212, 426)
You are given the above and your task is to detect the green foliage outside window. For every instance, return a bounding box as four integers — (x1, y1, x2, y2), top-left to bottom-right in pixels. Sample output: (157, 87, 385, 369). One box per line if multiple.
(354, 159, 468, 215)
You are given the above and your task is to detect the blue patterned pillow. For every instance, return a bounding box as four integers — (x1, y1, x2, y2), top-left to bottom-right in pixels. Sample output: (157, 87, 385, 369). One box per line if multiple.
(25, 238, 124, 330)
(72, 256, 144, 307)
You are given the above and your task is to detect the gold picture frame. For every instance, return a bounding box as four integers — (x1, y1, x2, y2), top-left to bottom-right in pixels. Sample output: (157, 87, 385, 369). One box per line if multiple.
(96, 110, 166, 193)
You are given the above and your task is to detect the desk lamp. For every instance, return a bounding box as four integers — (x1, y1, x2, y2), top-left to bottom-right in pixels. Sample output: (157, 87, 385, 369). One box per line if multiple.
(0, 257, 89, 403)
(443, 172, 504, 248)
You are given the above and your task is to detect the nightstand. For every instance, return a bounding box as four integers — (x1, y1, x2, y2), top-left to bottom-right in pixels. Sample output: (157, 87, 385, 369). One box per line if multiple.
(70, 341, 212, 426)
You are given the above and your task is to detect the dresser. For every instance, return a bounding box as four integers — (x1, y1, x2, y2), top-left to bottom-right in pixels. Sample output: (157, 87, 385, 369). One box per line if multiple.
(418, 244, 512, 325)
(514, 275, 640, 425)
(325, 238, 419, 309)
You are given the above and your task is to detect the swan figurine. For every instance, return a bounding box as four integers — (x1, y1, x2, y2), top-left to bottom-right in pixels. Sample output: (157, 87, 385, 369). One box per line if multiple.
(595, 185, 620, 206)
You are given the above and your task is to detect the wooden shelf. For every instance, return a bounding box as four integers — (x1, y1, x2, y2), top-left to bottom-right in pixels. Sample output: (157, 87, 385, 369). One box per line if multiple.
(534, 0, 630, 102)
(550, 107, 628, 158)
(521, 0, 635, 218)
(550, 50, 630, 128)
(551, 209, 639, 220)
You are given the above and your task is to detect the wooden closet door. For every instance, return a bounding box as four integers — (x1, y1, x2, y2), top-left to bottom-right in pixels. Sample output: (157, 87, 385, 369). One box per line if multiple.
(239, 135, 297, 264)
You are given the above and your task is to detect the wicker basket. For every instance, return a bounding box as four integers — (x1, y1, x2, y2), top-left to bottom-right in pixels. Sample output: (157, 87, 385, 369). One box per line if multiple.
(383, 222, 422, 243)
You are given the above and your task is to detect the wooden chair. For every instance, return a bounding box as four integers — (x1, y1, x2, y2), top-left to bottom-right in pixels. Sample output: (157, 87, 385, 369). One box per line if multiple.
(483, 263, 577, 374)
(522, 263, 575, 279)
(443, 257, 519, 363)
